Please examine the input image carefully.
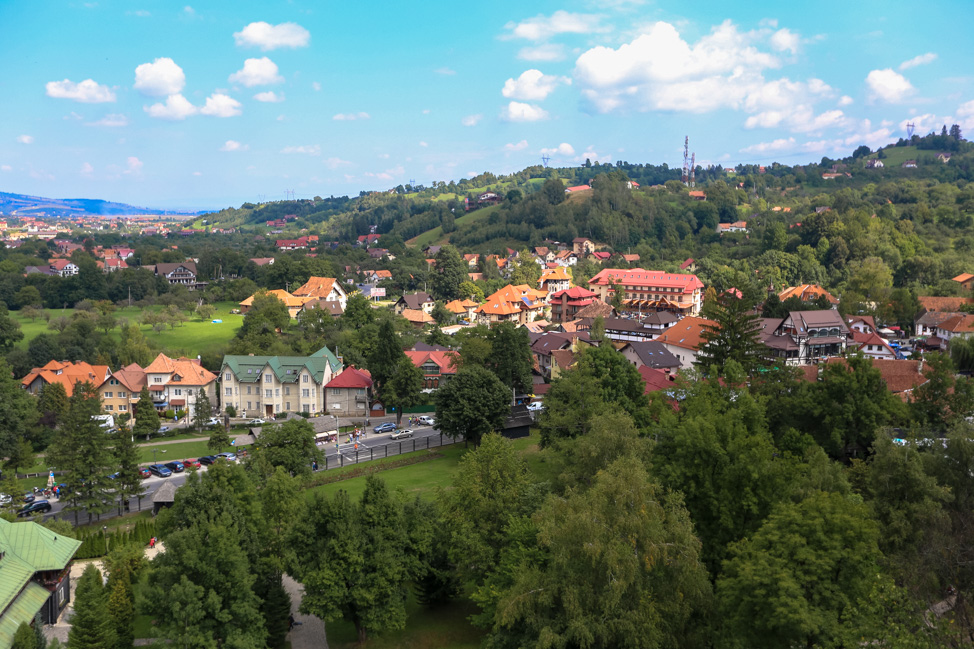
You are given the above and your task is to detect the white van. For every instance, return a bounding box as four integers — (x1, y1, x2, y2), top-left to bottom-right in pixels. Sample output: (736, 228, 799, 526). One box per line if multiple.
(93, 414, 115, 430)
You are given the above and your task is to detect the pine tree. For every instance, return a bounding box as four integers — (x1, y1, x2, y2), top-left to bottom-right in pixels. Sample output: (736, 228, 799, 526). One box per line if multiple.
(12, 622, 38, 649)
(113, 429, 146, 513)
(697, 291, 768, 376)
(192, 388, 213, 434)
(68, 565, 116, 649)
(368, 319, 405, 392)
(106, 567, 135, 649)
(132, 386, 161, 441)
(37, 381, 69, 429)
(260, 573, 292, 649)
(431, 246, 465, 301)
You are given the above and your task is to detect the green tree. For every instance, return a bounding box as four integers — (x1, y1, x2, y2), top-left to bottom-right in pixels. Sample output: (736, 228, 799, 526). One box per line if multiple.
(196, 303, 215, 321)
(537, 369, 608, 448)
(112, 428, 147, 513)
(256, 419, 322, 477)
(37, 381, 69, 430)
(458, 280, 484, 303)
(289, 477, 413, 643)
(106, 565, 135, 649)
(11, 622, 38, 649)
(590, 314, 605, 341)
(260, 467, 302, 572)
(0, 303, 24, 352)
(430, 301, 453, 325)
(68, 564, 116, 649)
(368, 319, 404, 392)
(192, 388, 213, 433)
(485, 457, 712, 649)
(717, 492, 883, 649)
(485, 322, 533, 394)
(342, 292, 375, 330)
(697, 290, 767, 375)
(434, 365, 510, 445)
(15, 285, 42, 309)
(207, 419, 231, 452)
(383, 356, 424, 426)
(132, 387, 160, 441)
(431, 245, 465, 301)
(0, 360, 42, 463)
(910, 353, 974, 430)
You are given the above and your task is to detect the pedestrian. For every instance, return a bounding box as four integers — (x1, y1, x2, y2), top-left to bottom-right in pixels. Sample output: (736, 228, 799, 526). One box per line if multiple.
(149, 536, 156, 549)
(312, 460, 318, 471)
(288, 614, 294, 631)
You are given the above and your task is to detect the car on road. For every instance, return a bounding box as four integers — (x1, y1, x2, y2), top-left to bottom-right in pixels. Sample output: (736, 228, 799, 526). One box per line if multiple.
(247, 418, 267, 425)
(182, 458, 201, 469)
(373, 422, 397, 434)
(17, 500, 51, 517)
(417, 416, 436, 426)
(215, 452, 237, 463)
(158, 425, 172, 434)
(147, 464, 172, 478)
(164, 461, 185, 473)
(204, 417, 223, 427)
(139, 468, 151, 479)
(199, 455, 218, 466)
(391, 429, 414, 440)
(0, 493, 11, 506)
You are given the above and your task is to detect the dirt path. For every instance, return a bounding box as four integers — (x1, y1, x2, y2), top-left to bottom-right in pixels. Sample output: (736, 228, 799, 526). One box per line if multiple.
(283, 574, 329, 649)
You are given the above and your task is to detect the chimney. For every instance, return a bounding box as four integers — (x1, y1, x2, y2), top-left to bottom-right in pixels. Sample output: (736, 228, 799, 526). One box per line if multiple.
(918, 358, 924, 374)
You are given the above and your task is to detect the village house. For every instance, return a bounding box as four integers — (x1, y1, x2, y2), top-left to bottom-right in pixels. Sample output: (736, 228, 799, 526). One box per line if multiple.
(655, 316, 716, 369)
(531, 332, 589, 381)
(220, 346, 342, 418)
(99, 363, 147, 419)
(20, 360, 111, 396)
(324, 366, 373, 417)
(578, 316, 656, 343)
(640, 311, 679, 337)
(143, 353, 218, 417)
(49, 259, 79, 277)
(443, 298, 478, 321)
(291, 276, 348, 309)
(149, 261, 203, 290)
(404, 350, 460, 391)
(778, 284, 840, 307)
(936, 314, 974, 349)
(239, 289, 313, 318)
(952, 273, 974, 291)
(394, 291, 435, 315)
(717, 221, 749, 234)
(475, 284, 548, 326)
(850, 330, 897, 360)
(588, 268, 705, 316)
(619, 340, 681, 372)
(538, 266, 571, 294)
(764, 310, 852, 365)
(914, 296, 974, 336)
(572, 237, 596, 255)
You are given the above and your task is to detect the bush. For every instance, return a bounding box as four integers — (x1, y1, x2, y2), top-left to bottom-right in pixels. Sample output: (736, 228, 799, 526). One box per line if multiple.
(225, 405, 237, 417)
(299, 412, 310, 419)
(163, 410, 175, 420)
(274, 412, 287, 420)
(174, 409, 186, 420)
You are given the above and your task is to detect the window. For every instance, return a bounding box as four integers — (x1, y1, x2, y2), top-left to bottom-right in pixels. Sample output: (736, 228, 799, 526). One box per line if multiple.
(247, 401, 252, 410)
(331, 388, 341, 395)
(285, 402, 291, 410)
(225, 373, 232, 381)
(303, 389, 310, 397)
(153, 377, 162, 383)
(225, 387, 233, 396)
(265, 389, 272, 398)
(247, 386, 252, 395)
(356, 388, 365, 395)
(264, 374, 272, 383)
(303, 374, 309, 383)
(104, 392, 113, 398)
(118, 391, 126, 398)
(284, 387, 290, 396)
(174, 389, 182, 396)
(119, 405, 127, 411)
(105, 405, 113, 411)
(275, 388, 280, 397)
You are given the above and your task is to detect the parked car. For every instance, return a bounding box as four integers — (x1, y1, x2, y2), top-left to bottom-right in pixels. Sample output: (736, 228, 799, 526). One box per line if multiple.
(204, 417, 223, 427)
(391, 429, 414, 440)
(182, 458, 201, 469)
(215, 452, 237, 463)
(107, 472, 120, 480)
(139, 468, 151, 479)
(17, 500, 51, 517)
(147, 464, 172, 478)
(526, 402, 545, 412)
(23, 492, 35, 504)
(0, 493, 11, 506)
(199, 455, 218, 466)
(247, 418, 267, 425)
(373, 422, 397, 434)
(164, 461, 185, 473)
(417, 416, 436, 426)
(158, 425, 172, 434)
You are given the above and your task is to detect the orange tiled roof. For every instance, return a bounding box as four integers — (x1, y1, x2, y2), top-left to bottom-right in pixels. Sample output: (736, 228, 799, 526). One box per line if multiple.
(539, 267, 571, 283)
(917, 296, 974, 312)
(952, 273, 974, 283)
(477, 301, 521, 316)
(239, 289, 311, 308)
(405, 350, 459, 372)
(292, 276, 338, 298)
(143, 353, 217, 386)
(20, 360, 110, 396)
(939, 314, 974, 334)
(401, 308, 434, 324)
(656, 316, 717, 351)
(778, 284, 839, 305)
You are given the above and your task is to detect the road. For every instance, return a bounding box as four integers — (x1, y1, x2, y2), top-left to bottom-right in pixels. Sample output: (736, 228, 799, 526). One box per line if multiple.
(32, 420, 443, 525)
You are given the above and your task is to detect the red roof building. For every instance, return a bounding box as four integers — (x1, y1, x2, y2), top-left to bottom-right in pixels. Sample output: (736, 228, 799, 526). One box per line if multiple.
(589, 268, 705, 316)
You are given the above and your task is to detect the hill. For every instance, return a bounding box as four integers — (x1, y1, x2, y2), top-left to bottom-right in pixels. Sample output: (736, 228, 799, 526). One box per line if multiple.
(0, 191, 194, 217)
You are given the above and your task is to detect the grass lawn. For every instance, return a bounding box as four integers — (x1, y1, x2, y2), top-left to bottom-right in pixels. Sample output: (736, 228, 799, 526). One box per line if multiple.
(406, 204, 500, 248)
(137, 439, 236, 464)
(11, 301, 243, 357)
(327, 590, 483, 649)
(866, 145, 941, 167)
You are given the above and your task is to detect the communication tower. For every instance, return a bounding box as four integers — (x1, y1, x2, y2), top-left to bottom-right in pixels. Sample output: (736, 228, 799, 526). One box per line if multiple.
(690, 153, 696, 188)
(541, 154, 550, 168)
(682, 136, 690, 186)
(906, 122, 916, 139)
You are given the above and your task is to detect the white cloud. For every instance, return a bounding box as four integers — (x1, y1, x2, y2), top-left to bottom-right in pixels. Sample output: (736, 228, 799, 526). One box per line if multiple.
(124, 156, 143, 175)
(364, 165, 404, 182)
(500, 101, 549, 122)
(16, 135, 33, 144)
(769, 28, 799, 54)
(0, 165, 11, 172)
(435, 67, 456, 75)
(332, 112, 370, 121)
(502, 69, 570, 101)
(312, 81, 321, 91)
(323, 157, 351, 169)
(229, 57, 283, 87)
(234, 21, 310, 51)
(254, 90, 284, 103)
(281, 145, 320, 155)
(45, 78, 116, 103)
(87, 113, 129, 127)
(80, 162, 94, 176)
(461, 114, 482, 126)
(144, 93, 197, 120)
(200, 93, 242, 117)
(128, 9, 150, 16)
(517, 44, 566, 62)
(134, 57, 186, 96)
(838, 95, 854, 106)
(899, 53, 937, 71)
(956, 100, 974, 130)
(740, 137, 796, 154)
(65, 111, 83, 120)
(504, 140, 529, 151)
(504, 10, 607, 41)
(419, 141, 428, 147)
(220, 140, 249, 152)
(183, 6, 195, 15)
(866, 68, 915, 103)
(192, 171, 202, 176)
(541, 142, 575, 156)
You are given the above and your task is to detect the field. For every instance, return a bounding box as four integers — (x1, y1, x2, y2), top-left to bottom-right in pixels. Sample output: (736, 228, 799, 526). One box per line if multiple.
(407, 204, 501, 248)
(866, 145, 941, 167)
(11, 301, 243, 358)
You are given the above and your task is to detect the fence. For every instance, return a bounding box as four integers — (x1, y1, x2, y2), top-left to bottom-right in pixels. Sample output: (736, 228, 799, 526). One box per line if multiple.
(318, 433, 460, 471)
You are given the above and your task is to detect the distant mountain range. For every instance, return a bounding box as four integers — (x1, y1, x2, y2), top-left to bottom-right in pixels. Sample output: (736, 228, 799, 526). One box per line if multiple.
(0, 191, 198, 217)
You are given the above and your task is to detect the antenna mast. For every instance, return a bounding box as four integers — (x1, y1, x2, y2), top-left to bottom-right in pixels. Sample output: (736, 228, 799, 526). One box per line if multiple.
(906, 122, 916, 139)
(682, 136, 690, 186)
(541, 154, 550, 168)
(690, 153, 696, 188)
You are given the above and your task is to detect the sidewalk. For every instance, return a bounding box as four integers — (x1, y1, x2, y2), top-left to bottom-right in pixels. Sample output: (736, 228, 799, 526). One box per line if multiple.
(283, 574, 329, 649)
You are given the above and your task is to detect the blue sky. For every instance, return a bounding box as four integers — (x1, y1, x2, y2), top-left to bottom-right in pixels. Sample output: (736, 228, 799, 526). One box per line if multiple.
(1, 0, 972, 210)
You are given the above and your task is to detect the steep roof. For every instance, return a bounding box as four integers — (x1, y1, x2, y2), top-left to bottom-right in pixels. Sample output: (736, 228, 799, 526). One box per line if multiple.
(405, 350, 459, 373)
(589, 268, 704, 293)
(621, 340, 681, 369)
(952, 273, 974, 283)
(401, 308, 434, 324)
(155, 261, 197, 276)
(398, 292, 433, 310)
(326, 366, 373, 389)
(939, 314, 974, 334)
(539, 267, 571, 283)
(110, 364, 147, 393)
(639, 366, 677, 394)
(573, 300, 614, 320)
(656, 316, 716, 351)
(143, 354, 217, 387)
(778, 284, 839, 304)
(20, 360, 111, 396)
(239, 289, 311, 309)
(292, 276, 343, 299)
(222, 346, 341, 384)
(917, 296, 974, 312)
(550, 286, 598, 301)
(824, 358, 931, 395)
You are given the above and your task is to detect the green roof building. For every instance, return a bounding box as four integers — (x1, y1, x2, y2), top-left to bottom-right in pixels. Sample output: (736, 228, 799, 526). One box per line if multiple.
(220, 346, 343, 419)
(0, 519, 82, 647)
